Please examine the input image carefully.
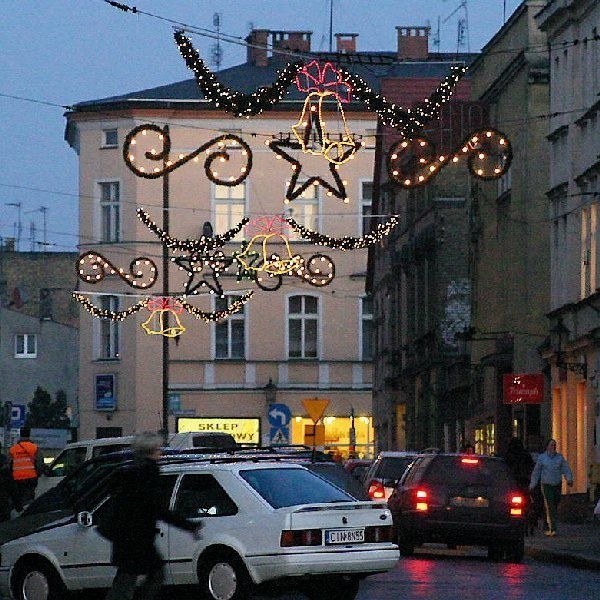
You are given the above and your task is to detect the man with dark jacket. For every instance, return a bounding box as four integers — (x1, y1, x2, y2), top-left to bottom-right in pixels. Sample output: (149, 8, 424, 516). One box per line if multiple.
(104, 432, 202, 600)
(0, 444, 23, 521)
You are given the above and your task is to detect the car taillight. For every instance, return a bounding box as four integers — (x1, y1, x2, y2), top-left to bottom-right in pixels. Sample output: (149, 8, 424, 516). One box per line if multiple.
(280, 529, 322, 547)
(364, 525, 393, 543)
(415, 489, 428, 511)
(509, 493, 524, 517)
(368, 480, 386, 499)
(461, 457, 479, 465)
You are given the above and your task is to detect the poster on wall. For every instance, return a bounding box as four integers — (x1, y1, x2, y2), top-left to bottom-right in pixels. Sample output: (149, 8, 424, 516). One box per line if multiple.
(95, 374, 117, 411)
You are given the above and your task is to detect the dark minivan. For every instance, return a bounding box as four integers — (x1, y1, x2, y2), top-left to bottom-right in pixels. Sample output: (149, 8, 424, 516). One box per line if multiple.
(388, 453, 527, 562)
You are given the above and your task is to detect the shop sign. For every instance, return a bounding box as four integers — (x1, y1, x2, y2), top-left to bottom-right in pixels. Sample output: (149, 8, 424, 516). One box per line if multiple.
(503, 373, 544, 404)
(177, 417, 260, 444)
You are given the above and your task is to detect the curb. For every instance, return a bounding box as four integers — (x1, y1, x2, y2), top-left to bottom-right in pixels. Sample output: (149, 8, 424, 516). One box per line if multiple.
(525, 546, 600, 571)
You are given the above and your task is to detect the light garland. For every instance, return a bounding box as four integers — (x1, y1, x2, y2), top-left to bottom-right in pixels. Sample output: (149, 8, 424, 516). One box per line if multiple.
(178, 292, 253, 323)
(285, 215, 400, 250)
(386, 128, 513, 187)
(76, 251, 158, 289)
(124, 124, 252, 186)
(137, 208, 249, 252)
(175, 31, 304, 117)
(73, 293, 149, 321)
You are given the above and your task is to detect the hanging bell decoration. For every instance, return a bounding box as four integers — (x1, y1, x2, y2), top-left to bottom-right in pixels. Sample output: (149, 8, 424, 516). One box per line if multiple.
(235, 232, 303, 275)
(292, 61, 360, 165)
(142, 297, 186, 338)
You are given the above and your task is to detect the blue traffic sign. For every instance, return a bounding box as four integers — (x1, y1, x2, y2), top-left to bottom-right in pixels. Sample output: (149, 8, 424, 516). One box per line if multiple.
(270, 426, 290, 445)
(268, 403, 292, 428)
(10, 404, 26, 429)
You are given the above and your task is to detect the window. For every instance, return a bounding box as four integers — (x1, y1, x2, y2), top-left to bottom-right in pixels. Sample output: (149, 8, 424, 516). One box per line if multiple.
(288, 295, 319, 358)
(102, 129, 118, 148)
(15, 333, 37, 358)
(285, 183, 319, 240)
(174, 474, 238, 517)
(98, 296, 120, 359)
(360, 181, 373, 235)
(214, 183, 245, 241)
(99, 181, 120, 242)
(215, 295, 246, 359)
(361, 295, 373, 360)
(363, 128, 377, 149)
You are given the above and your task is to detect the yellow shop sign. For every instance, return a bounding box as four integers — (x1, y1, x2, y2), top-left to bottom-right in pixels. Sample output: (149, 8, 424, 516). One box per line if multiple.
(177, 417, 260, 444)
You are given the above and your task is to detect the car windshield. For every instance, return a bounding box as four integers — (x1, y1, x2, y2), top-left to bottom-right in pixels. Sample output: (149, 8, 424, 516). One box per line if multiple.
(377, 457, 416, 481)
(425, 456, 513, 489)
(240, 467, 355, 508)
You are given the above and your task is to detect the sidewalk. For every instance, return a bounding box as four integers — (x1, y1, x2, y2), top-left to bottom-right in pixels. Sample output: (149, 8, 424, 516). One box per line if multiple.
(525, 519, 600, 570)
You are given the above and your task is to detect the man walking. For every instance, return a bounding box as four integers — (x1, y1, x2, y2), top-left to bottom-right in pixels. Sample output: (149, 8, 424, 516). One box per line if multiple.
(9, 427, 43, 505)
(104, 432, 202, 600)
(529, 439, 573, 536)
(0, 443, 23, 521)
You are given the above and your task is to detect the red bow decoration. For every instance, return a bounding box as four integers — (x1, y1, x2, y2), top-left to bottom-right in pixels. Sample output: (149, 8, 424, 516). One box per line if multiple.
(245, 215, 291, 237)
(147, 297, 184, 313)
(295, 61, 353, 103)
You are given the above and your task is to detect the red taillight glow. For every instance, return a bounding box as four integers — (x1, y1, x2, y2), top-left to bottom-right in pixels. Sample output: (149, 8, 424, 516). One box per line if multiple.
(461, 458, 479, 465)
(415, 489, 428, 511)
(509, 493, 524, 516)
(368, 481, 386, 499)
(364, 525, 393, 543)
(280, 529, 322, 547)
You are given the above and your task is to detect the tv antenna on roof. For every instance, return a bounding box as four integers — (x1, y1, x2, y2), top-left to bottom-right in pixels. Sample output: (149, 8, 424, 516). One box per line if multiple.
(211, 13, 223, 71)
(443, 0, 470, 55)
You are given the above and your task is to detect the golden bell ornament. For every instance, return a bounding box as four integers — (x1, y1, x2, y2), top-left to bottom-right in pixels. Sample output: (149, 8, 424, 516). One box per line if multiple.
(141, 298, 186, 338)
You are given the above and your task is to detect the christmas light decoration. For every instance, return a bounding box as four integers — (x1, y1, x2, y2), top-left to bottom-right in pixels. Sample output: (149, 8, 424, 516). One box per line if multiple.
(295, 253, 335, 287)
(123, 124, 252, 186)
(137, 208, 249, 252)
(178, 292, 253, 323)
(268, 137, 354, 203)
(172, 249, 233, 298)
(386, 128, 513, 187)
(339, 64, 468, 137)
(244, 215, 291, 238)
(292, 61, 360, 165)
(141, 297, 186, 338)
(285, 215, 400, 250)
(175, 31, 304, 117)
(235, 233, 304, 276)
(76, 251, 158, 289)
(73, 293, 149, 321)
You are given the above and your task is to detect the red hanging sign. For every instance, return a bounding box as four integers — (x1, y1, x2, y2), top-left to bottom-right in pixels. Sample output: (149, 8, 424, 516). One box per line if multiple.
(503, 373, 544, 404)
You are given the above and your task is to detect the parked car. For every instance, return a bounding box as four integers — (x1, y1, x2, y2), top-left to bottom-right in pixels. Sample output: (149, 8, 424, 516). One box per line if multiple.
(387, 453, 527, 562)
(0, 458, 399, 600)
(35, 431, 238, 497)
(363, 451, 421, 500)
(344, 458, 373, 483)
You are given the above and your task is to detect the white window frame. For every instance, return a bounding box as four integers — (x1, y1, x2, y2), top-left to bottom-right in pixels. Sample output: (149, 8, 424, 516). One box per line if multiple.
(212, 294, 247, 359)
(286, 293, 321, 359)
(359, 179, 373, 236)
(285, 182, 321, 241)
(14, 333, 37, 358)
(102, 129, 118, 148)
(359, 295, 373, 361)
(97, 180, 121, 243)
(213, 182, 247, 241)
(94, 296, 120, 360)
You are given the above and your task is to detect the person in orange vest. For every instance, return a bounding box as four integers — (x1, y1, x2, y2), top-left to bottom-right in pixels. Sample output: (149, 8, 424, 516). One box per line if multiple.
(9, 427, 44, 505)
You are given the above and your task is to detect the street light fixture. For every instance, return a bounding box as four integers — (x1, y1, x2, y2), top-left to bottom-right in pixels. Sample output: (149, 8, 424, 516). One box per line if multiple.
(550, 318, 587, 379)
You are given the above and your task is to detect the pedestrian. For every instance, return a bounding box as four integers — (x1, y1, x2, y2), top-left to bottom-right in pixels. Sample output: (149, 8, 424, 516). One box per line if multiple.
(104, 431, 203, 600)
(529, 438, 573, 537)
(0, 444, 23, 522)
(9, 427, 44, 506)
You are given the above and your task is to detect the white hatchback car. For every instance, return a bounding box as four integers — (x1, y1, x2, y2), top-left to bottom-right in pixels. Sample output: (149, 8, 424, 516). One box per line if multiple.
(0, 458, 399, 600)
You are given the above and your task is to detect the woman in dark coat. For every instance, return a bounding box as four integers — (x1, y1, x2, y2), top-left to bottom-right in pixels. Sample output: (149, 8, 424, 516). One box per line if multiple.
(105, 432, 201, 600)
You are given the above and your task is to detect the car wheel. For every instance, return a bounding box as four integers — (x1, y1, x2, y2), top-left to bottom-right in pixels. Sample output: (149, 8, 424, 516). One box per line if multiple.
(13, 559, 68, 600)
(304, 575, 360, 600)
(198, 551, 253, 600)
(507, 537, 525, 563)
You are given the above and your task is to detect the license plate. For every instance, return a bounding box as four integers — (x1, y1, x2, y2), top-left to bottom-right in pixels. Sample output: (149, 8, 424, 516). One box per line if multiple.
(325, 528, 365, 544)
(449, 496, 489, 508)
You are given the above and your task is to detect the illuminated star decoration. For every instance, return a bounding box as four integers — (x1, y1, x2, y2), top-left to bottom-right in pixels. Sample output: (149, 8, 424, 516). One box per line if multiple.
(173, 250, 234, 298)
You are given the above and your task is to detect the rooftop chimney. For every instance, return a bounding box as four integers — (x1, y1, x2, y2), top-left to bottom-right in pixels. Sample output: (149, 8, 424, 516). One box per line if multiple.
(246, 29, 269, 67)
(396, 26, 430, 60)
(335, 33, 358, 54)
(271, 31, 312, 58)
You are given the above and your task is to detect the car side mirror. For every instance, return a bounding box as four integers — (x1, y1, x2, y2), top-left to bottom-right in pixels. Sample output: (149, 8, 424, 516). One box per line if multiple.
(77, 511, 93, 528)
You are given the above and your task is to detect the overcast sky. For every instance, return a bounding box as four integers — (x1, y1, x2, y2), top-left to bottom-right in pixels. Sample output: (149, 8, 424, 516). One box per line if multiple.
(1, 0, 523, 252)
